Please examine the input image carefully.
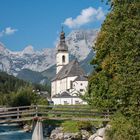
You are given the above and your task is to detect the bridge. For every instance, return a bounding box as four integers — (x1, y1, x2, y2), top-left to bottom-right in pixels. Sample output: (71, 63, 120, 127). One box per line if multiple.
(0, 105, 112, 124)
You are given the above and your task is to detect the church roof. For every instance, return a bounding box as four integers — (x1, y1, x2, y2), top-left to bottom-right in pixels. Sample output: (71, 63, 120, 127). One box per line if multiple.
(74, 75, 88, 81)
(57, 29, 68, 52)
(52, 59, 86, 81)
(52, 91, 79, 98)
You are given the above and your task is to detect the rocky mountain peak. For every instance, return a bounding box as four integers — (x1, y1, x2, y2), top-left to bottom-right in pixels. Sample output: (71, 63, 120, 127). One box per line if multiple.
(0, 29, 98, 78)
(0, 42, 6, 52)
(22, 45, 34, 54)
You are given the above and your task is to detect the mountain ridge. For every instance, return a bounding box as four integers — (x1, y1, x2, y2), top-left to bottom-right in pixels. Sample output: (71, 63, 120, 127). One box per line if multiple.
(0, 29, 98, 84)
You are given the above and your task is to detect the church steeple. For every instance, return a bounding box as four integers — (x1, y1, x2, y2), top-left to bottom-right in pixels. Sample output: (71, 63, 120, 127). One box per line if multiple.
(56, 27, 69, 74)
(57, 27, 68, 52)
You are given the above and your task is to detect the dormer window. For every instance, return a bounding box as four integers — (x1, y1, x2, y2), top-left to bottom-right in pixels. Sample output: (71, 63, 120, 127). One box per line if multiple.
(62, 55, 65, 63)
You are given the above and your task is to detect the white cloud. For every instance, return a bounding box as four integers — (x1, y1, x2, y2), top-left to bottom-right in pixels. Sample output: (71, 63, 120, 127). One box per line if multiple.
(63, 7, 105, 28)
(0, 27, 18, 37)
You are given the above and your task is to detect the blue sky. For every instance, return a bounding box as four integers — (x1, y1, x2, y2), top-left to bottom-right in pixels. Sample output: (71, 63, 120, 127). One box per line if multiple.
(0, 0, 109, 51)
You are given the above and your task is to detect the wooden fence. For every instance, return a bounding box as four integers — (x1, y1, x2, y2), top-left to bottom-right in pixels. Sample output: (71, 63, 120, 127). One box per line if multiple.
(0, 105, 112, 124)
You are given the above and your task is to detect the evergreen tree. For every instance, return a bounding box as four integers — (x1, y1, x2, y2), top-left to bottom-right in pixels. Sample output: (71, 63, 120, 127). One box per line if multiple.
(85, 1, 140, 139)
(86, 0, 140, 118)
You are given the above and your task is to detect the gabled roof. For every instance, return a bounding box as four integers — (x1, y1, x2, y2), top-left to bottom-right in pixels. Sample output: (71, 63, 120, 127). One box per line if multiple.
(52, 91, 79, 98)
(74, 75, 88, 81)
(52, 59, 86, 81)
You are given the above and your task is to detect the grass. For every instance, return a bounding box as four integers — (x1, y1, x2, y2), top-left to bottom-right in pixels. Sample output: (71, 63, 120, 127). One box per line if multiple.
(61, 120, 99, 133)
(62, 121, 80, 133)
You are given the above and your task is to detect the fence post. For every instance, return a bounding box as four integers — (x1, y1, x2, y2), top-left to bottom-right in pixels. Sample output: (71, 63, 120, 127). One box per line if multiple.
(17, 107, 19, 119)
(35, 105, 38, 117)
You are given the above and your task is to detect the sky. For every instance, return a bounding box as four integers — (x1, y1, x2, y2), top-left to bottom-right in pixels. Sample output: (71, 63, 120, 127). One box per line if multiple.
(0, 0, 109, 51)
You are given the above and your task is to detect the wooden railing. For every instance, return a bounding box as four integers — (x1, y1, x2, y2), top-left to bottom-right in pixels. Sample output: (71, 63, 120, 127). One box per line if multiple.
(0, 105, 112, 124)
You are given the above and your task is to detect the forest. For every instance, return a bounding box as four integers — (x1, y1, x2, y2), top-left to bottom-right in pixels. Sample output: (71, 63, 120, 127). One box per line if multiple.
(0, 71, 49, 106)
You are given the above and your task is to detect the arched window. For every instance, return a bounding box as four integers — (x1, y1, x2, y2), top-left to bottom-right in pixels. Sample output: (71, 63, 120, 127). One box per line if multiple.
(62, 55, 65, 63)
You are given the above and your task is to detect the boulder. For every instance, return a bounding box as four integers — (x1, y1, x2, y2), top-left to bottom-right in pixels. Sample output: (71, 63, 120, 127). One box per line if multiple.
(88, 133, 97, 140)
(81, 130, 90, 140)
(49, 127, 63, 140)
(96, 128, 105, 137)
(94, 136, 103, 140)
(64, 132, 82, 140)
(49, 127, 82, 140)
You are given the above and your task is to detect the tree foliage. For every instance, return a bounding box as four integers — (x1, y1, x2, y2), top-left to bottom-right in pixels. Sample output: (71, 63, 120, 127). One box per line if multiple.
(0, 72, 49, 106)
(85, 1, 140, 139)
(86, 0, 140, 118)
(0, 86, 48, 107)
(0, 71, 28, 94)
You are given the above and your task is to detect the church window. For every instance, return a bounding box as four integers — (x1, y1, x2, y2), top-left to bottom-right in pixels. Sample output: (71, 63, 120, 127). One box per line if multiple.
(75, 100, 80, 104)
(64, 101, 69, 105)
(80, 89, 84, 92)
(62, 55, 65, 63)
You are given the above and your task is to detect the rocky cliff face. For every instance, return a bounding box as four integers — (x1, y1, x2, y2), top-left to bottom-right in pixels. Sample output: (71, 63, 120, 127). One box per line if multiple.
(0, 29, 98, 84)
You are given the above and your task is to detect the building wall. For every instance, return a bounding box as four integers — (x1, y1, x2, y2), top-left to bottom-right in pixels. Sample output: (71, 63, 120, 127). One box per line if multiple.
(51, 76, 78, 97)
(51, 81, 55, 97)
(67, 76, 77, 90)
(52, 97, 87, 105)
(73, 80, 88, 95)
(56, 52, 69, 73)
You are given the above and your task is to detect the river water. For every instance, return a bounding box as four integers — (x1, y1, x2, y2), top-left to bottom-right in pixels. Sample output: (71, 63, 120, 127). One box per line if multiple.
(0, 124, 32, 140)
(0, 124, 48, 140)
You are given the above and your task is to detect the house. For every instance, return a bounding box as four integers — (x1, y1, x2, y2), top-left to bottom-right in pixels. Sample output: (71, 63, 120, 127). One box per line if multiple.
(51, 29, 88, 105)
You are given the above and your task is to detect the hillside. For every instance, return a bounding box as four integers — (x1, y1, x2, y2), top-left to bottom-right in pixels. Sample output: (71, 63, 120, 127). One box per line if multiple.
(0, 71, 28, 94)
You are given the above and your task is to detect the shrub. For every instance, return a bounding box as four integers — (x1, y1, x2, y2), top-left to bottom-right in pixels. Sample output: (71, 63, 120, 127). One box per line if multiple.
(77, 121, 92, 131)
(105, 113, 140, 140)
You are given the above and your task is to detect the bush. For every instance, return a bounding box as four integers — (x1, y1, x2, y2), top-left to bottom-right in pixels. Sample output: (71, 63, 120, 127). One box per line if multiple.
(77, 121, 92, 131)
(105, 113, 140, 140)
(9, 86, 48, 107)
(62, 121, 93, 133)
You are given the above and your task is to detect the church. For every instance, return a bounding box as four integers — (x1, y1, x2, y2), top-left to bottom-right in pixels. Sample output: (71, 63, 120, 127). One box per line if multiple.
(51, 29, 88, 105)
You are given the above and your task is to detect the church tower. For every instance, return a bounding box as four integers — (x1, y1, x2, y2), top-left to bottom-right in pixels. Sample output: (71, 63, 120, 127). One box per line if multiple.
(56, 28, 69, 74)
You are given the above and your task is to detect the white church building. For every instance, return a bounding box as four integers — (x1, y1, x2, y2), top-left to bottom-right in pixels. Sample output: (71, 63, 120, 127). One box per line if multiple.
(51, 29, 88, 105)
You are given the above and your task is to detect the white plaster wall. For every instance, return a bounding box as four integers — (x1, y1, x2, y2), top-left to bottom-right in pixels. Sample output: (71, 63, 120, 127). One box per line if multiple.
(72, 98, 87, 105)
(56, 80, 61, 94)
(67, 76, 77, 89)
(56, 52, 69, 73)
(52, 97, 87, 105)
(54, 77, 77, 95)
(60, 78, 67, 92)
(51, 81, 56, 97)
(73, 81, 88, 95)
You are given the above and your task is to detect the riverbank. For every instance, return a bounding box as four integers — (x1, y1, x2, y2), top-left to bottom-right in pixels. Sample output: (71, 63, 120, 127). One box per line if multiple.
(0, 119, 109, 140)
(42, 120, 109, 140)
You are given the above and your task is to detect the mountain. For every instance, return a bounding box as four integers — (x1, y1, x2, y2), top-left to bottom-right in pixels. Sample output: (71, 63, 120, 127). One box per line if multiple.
(17, 69, 49, 84)
(0, 29, 98, 84)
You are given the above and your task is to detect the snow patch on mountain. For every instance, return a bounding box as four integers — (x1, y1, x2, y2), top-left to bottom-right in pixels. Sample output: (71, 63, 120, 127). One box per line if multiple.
(66, 29, 98, 61)
(0, 29, 98, 76)
(22, 45, 34, 54)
